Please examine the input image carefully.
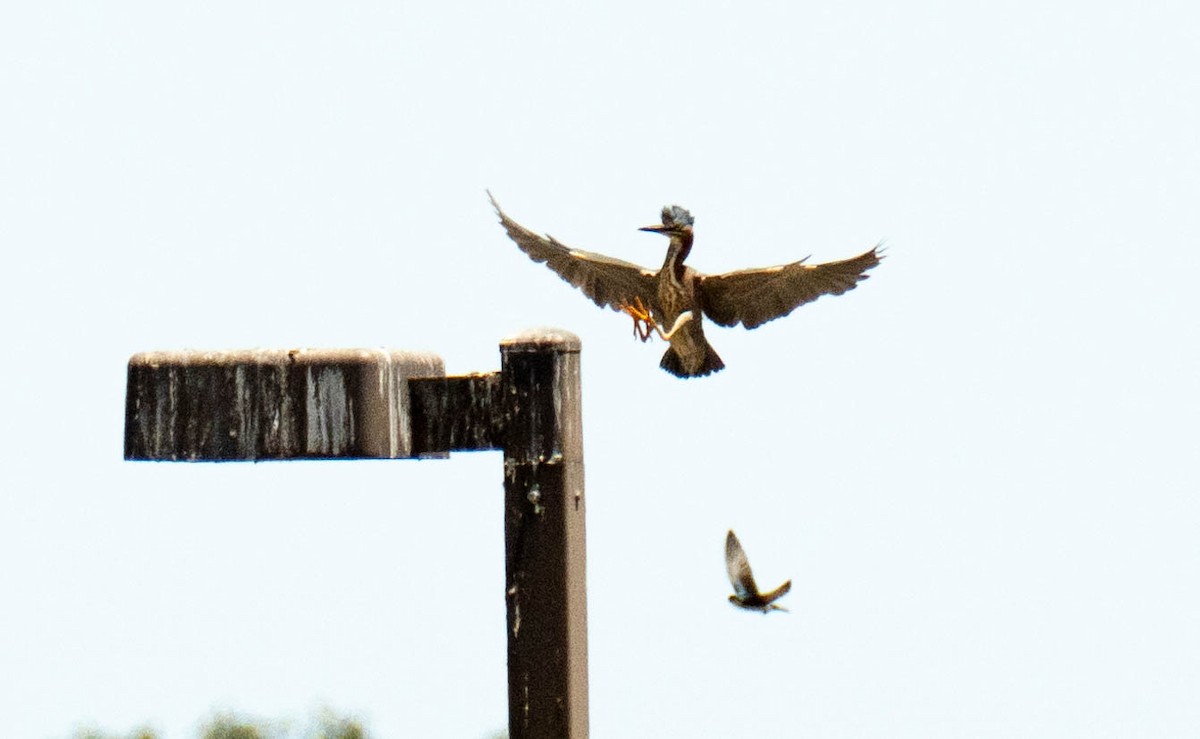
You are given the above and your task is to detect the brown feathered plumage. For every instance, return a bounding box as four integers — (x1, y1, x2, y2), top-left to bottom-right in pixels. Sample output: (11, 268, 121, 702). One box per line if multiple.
(726, 530, 791, 613)
(491, 194, 881, 377)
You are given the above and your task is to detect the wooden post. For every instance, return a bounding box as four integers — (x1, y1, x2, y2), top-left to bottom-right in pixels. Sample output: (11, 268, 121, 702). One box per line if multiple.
(123, 333, 589, 738)
(499, 329, 587, 739)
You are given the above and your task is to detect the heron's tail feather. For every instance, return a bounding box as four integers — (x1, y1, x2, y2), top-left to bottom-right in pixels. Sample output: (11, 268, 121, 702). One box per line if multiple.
(659, 342, 725, 378)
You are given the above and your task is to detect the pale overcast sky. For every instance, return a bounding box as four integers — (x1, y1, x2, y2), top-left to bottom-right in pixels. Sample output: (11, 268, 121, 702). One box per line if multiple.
(2, 1, 1198, 737)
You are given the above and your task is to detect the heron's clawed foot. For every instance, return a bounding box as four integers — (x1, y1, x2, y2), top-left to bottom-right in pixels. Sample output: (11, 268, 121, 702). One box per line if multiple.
(620, 296, 658, 343)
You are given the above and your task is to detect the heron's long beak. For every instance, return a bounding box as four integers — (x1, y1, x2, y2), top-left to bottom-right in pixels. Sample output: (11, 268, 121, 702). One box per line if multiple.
(638, 224, 672, 234)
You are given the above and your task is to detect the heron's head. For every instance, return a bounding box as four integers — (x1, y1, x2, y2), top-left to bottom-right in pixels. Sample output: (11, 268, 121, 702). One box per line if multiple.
(639, 205, 694, 238)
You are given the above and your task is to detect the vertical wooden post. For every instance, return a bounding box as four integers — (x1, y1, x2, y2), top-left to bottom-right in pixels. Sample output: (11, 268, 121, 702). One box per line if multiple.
(500, 329, 588, 739)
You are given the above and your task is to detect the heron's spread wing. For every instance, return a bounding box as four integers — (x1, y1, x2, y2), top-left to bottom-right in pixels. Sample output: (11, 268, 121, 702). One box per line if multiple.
(491, 195, 658, 312)
(725, 530, 759, 600)
(699, 246, 882, 329)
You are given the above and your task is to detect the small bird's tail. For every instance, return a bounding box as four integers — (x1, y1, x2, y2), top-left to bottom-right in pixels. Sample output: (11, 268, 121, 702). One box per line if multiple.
(659, 342, 725, 378)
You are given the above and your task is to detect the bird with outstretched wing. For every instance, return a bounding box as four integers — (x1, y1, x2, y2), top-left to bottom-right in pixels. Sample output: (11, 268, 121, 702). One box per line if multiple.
(491, 193, 881, 377)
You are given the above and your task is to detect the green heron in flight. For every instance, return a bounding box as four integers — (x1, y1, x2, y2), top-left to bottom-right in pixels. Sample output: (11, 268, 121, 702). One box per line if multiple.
(490, 193, 881, 378)
(726, 530, 791, 614)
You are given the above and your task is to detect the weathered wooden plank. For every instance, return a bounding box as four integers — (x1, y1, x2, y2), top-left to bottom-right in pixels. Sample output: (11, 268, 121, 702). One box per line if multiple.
(500, 328, 588, 739)
(408, 373, 504, 454)
(124, 348, 444, 460)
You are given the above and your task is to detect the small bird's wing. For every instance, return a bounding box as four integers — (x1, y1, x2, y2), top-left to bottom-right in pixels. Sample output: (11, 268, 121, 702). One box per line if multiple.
(491, 194, 658, 312)
(725, 530, 759, 599)
(699, 246, 882, 329)
(760, 579, 792, 606)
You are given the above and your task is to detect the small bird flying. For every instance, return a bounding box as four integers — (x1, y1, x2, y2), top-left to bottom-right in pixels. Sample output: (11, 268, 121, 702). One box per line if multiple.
(725, 529, 791, 613)
(490, 193, 881, 378)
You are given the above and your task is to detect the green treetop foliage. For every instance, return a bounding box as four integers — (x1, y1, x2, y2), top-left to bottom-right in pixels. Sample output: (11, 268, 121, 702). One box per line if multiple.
(72, 707, 367, 739)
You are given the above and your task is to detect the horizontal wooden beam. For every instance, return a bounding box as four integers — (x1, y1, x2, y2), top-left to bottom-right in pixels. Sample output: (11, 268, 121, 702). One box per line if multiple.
(124, 348, 445, 461)
(408, 373, 504, 454)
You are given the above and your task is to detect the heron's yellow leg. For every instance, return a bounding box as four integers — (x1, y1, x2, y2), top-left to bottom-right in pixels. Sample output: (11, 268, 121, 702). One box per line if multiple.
(619, 297, 658, 343)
